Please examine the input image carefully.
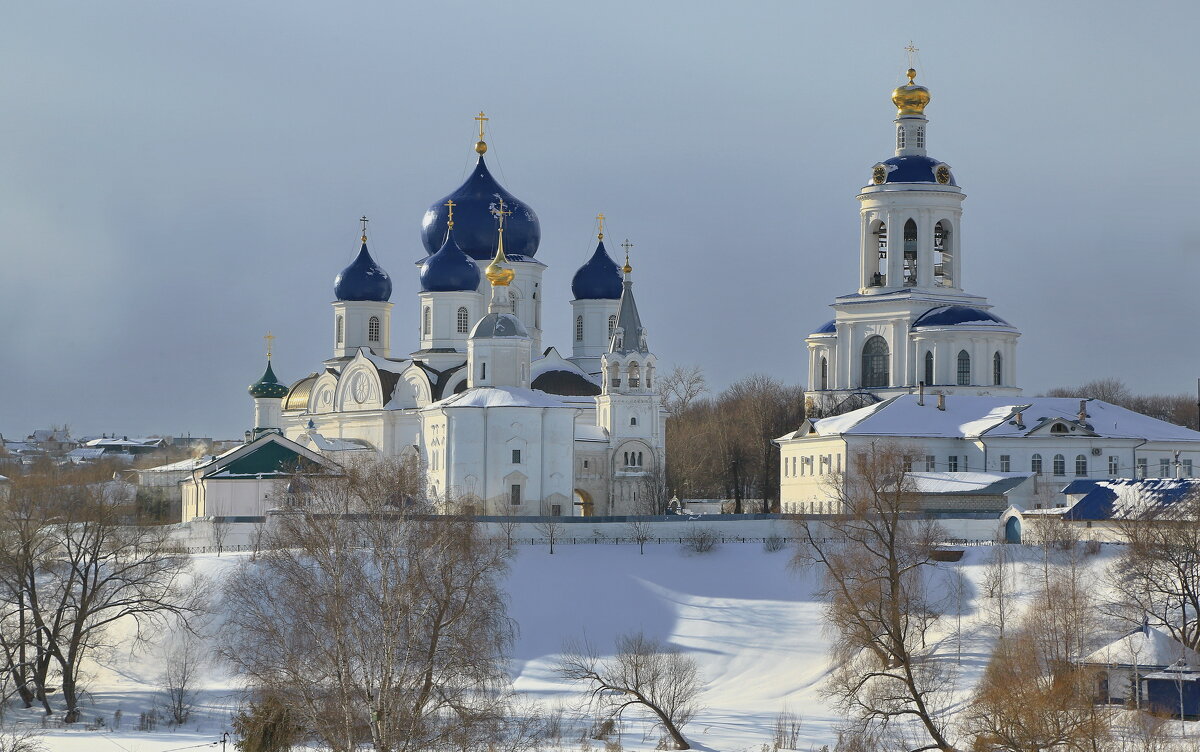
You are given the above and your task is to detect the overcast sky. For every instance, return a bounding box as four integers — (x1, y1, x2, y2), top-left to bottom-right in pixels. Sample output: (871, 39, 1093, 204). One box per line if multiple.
(2, 1, 1198, 440)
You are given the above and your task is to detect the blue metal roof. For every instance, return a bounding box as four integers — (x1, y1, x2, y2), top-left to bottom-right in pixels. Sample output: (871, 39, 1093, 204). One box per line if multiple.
(334, 241, 392, 302)
(912, 305, 1011, 329)
(421, 155, 540, 261)
(875, 155, 956, 186)
(419, 229, 481, 293)
(571, 240, 623, 300)
(811, 319, 836, 335)
(1063, 478, 1200, 521)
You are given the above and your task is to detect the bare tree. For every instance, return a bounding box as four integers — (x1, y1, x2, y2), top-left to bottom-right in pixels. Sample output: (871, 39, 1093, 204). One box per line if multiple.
(159, 625, 207, 726)
(657, 365, 707, 419)
(221, 457, 517, 752)
(1108, 489, 1200, 650)
(792, 441, 957, 752)
(536, 518, 563, 555)
(626, 520, 653, 555)
(497, 515, 522, 551)
(556, 632, 702, 750)
(980, 545, 1014, 640)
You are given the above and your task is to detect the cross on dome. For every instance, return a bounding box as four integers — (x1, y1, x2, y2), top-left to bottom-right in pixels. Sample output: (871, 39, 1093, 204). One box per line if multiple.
(597, 212, 606, 240)
(359, 215, 369, 242)
(474, 111, 489, 154)
(264, 331, 275, 359)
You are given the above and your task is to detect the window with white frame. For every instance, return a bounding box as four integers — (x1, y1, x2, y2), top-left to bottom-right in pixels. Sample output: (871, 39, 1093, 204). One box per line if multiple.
(422, 306, 431, 336)
(512, 449, 521, 464)
(575, 315, 583, 341)
(457, 307, 469, 334)
(957, 350, 971, 386)
(1032, 454, 1043, 474)
(947, 456, 959, 472)
(916, 126, 925, 148)
(1185, 459, 1194, 477)
(897, 126, 906, 149)
(1108, 456, 1119, 476)
(1160, 458, 1171, 477)
(336, 315, 344, 345)
(1053, 454, 1066, 476)
(999, 455, 1011, 472)
(926, 455, 935, 472)
(1075, 454, 1088, 476)
(368, 316, 380, 343)
(1137, 458, 1148, 478)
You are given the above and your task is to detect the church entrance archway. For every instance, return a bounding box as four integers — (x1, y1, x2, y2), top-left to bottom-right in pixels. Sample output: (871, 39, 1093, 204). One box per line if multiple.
(1004, 516, 1022, 544)
(574, 489, 594, 517)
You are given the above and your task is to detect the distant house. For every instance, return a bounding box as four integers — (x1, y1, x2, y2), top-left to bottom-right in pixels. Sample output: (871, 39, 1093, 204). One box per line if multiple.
(1005, 478, 1200, 543)
(27, 428, 76, 453)
(180, 432, 337, 521)
(84, 436, 168, 457)
(1078, 622, 1199, 716)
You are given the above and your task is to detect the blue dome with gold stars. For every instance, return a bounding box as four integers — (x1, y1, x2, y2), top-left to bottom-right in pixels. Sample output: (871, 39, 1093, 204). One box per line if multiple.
(420, 229, 481, 292)
(334, 239, 392, 302)
(571, 239, 623, 300)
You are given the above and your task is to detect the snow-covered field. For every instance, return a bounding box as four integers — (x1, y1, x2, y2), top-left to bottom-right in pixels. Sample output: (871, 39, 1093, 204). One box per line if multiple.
(4, 540, 1165, 751)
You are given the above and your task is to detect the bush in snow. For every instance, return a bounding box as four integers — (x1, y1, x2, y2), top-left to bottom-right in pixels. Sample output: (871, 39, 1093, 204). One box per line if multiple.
(681, 526, 718, 554)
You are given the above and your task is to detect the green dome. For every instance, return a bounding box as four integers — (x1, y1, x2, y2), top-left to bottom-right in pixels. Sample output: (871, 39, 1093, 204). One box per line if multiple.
(249, 360, 289, 399)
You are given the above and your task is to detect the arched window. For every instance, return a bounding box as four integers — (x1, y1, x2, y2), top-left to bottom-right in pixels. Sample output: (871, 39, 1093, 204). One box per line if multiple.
(924, 351, 934, 386)
(872, 221, 887, 286)
(1075, 454, 1088, 476)
(897, 126, 906, 150)
(861, 336, 889, 388)
(993, 351, 1002, 386)
(1032, 454, 1043, 474)
(336, 315, 344, 345)
(902, 219, 918, 286)
(933, 221, 951, 286)
(608, 314, 617, 338)
(368, 316, 380, 343)
(915, 126, 925, 148)
(820, 357, 828, 390)
(957, 350, 971, 386)
(628, 362, 640, 388)
(422, 306, 431, 336)
(457, 307, 469, 334)
(1053, 454, 1066, 476)
(575, 315, 584, 341)
(1051, 423, 1069, 434)
(637, 451, 643, 466)
(630, 416, 638, 426)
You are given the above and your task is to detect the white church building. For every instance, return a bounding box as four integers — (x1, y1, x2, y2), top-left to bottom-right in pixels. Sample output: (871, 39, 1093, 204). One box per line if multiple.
(778, 69, 1200, 516)
(241, 122, 664, 516)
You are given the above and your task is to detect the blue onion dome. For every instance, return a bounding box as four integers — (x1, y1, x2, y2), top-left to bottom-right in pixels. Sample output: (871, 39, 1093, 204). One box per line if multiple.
(249, 360, 289, 399)
(334, 238, 392, 302)
(870, 155, 956, 186)
(912, 305, 1012, 329)
(811, 319, 837, 335)
(421, 155, 540, 261)
(420, 229, 481, 292)
(571, 240, 623, 300)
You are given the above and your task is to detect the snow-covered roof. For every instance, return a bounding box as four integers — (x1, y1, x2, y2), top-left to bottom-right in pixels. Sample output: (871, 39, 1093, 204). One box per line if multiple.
(139, 456, 215, 473)
(362, 349, 410, 375)
(907, 471, 1034, 496)
(575, 424, 609, 443)
(1062, 478, 1200, 521)
(809, 395, 1200, 442)
(66, 447, 106, 460)
(305, 433, 375, 452)
(429, 386, 575, 410)
(1080, 625, 1200, 669)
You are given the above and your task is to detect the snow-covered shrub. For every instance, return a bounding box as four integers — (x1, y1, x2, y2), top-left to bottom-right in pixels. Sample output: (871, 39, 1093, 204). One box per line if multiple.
(763, 534, 786, 552)
(682, 526, 718, 553)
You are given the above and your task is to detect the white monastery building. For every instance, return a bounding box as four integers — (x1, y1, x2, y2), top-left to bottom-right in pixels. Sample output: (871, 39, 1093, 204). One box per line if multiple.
(232, 120, 664, 518)
(778, 70, 1200, 514)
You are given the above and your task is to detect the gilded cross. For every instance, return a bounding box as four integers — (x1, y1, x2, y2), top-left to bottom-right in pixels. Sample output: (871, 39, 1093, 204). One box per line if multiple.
(445, 199, 456, 227)
(621, 238, 634, 265)
(474, 111, 488, 141)
(360, 215, 369, 241)
(264, 331, 275, 359)
(905, 42, 919, 73)
(596, 212, 606, 240)
(493, 198, 512, 230)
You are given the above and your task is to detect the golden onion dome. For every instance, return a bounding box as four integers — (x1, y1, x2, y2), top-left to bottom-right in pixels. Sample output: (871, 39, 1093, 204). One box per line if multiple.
(485, 240, 515, 286)
(891, 68, 930, 117)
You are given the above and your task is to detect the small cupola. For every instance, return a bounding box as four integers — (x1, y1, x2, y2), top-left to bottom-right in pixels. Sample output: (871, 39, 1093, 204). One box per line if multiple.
(571, 218, 623, 300)
(334, 218, 392, 302)
(419, 200, 482, 292)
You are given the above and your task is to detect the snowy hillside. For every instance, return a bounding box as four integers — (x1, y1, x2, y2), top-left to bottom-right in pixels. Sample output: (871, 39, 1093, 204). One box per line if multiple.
(12, 541, 1133, 751)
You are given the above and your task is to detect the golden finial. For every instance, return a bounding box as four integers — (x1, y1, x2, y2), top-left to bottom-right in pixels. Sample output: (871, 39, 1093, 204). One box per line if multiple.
(621, 239, 633, 274)
(891, 49, 930, 117)
(359, 215, 369, 243)
(597, 212, 606, 240)
(485, 198, 515, 286)
(907, 67, 917, 85)
(474, 111, 489, 155)
(445, 199, 456, 229)
(264, 331, 275, 359)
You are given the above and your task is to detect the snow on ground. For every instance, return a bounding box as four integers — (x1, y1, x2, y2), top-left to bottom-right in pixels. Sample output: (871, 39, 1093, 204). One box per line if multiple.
(6, 540, 1178, 751)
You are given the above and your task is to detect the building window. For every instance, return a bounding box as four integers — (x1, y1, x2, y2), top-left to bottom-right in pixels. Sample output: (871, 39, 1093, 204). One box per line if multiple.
(861, 336, 890, 388)
(947, 456, 959, 472)
(551, 504, 562, 516)
(336, 315, 344, 345)
(1075, 454, 1088, 476)
(956, 350, 971, 386)
(510, 484, 521, 506)
(999, 455, 1011, 472)
(924, 351, 934, 386)
(1053, 454, 1066, 476)
(993, 352, 1002, 386)
(368, 316, 381, 343)
(820, 357, 828, 390)
(1160, 458, 1171, 477)
(608, 315, 617, 338)
(1051, 423, 1069, 434)
(575, 315, 584, 341)
(897, 125, 906, 149)
(1032, 454, 1043, 474)
(630, 417, 638, 426)
(1137, 458, 1148, 478)
(480, 362, 487, 380)
(916, 125, 925, 148)
(1108, 456, 1119, 476)
(1184, 459, 1194, 477)
(512, 449, 521, 464)
(925, 455, 935, 472)
(457, 307, 469, 334)
(902, 219, 918, 286)
(422, 306, 431, 336)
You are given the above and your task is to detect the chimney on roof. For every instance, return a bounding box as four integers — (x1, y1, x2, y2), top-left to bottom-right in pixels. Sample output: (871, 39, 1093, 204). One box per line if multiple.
(1078, 400, 1088, 424)
(918, 381, 925, 406)
(1015, 410, 1024, 428)
(937, 393, 946, 411)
